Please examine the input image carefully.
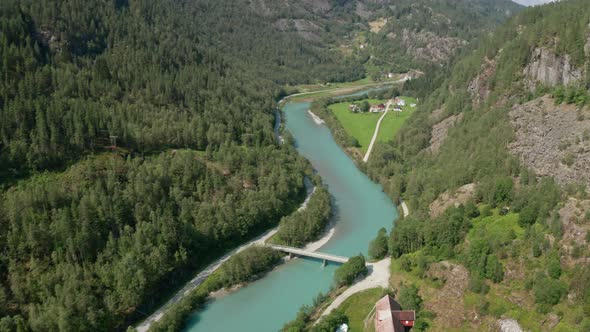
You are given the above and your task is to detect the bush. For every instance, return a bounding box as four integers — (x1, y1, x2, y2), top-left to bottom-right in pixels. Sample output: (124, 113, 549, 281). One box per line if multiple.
(519, 205, 538, 227)
(311, 309, 348, 332)
(468, 276, 490, 294)
(334, 255, 368, 287)
(397, 284, 423, 311)
(481, 205, 493, 217)
(369, 228, 389, 260)
(400, 255, 413, 272)
(465, 201, 480, 218)
(547, 253, 562, 279)
(485, 254, 504, 283)
(534, 275, 567, 307)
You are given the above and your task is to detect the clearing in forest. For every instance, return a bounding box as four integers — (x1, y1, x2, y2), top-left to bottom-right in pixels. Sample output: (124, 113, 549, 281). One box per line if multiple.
(329, 96, 417, 153)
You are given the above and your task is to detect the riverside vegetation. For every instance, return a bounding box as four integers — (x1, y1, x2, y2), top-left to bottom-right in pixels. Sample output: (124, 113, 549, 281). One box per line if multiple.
(150, 182, 334, 331)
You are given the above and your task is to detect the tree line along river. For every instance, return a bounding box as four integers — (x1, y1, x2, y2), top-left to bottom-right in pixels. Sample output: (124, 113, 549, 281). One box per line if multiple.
(183, 93, 398, 331)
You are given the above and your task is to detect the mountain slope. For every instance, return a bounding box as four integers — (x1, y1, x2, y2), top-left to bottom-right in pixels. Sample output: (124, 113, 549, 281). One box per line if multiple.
(366, 0, 590, 330)
(0, 0, 526, 331)
(236, 0, 523, 77)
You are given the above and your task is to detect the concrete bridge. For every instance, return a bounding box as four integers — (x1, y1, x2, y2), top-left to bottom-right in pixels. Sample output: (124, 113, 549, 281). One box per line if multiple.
(266, 244, 349, 265)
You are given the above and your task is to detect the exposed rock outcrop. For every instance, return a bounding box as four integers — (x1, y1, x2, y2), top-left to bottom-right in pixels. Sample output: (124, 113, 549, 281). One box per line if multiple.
(523, 48, 583, 89)
(274, 19, 322, 41)
(468, 58, 496, 106)
(387, 29, 467, 63)
(497, 319, 524, 332)
(558, 197, 590, 266)
(509, 96, 590, 189)
(429, 183, 476, 218)
(424, 262, 471, 328)
(428, 113, 463, 154)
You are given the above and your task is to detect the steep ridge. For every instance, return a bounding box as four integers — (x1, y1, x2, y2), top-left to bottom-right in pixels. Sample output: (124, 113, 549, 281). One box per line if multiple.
(365, 1, 590, 330)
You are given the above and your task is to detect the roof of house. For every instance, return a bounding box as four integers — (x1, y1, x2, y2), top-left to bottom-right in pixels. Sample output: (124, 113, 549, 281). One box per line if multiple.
(374, 295, 415, 332)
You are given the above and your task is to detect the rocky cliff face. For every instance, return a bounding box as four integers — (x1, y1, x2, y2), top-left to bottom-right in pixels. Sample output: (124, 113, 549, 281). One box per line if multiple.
(387, 29, 467, 63)
(523, 48, 583, 89)
(509, 96, 590, 189)
(468, 58, 496, 106)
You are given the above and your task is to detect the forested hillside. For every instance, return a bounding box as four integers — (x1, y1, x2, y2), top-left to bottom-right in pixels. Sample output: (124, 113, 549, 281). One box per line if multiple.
(0, 0, 531, 330)
(365, 0, 590, 330)
(0, 0, 353, 330)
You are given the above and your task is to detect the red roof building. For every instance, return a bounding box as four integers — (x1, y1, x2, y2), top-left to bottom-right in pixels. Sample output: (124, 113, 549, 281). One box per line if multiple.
(374, 295, 415, 332)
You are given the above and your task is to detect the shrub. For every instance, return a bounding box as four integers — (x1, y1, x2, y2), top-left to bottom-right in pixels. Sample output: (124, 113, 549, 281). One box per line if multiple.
(562, 152, 575, 166)
(533, 275, 567, 307)
(465, 201, 480, 218)
(333, 255, 368, 287)
(400, 255, 413, 272)
(311, 309, 348, 332)
(397, 284, 423, 311)
(481, 205, 493, 217)
(547, 253, 562, 279)
(519, 205, 538, 227)
(469, 276, 490, 294)
(369, 228, 389, 260)
(485, 254, 504, 283)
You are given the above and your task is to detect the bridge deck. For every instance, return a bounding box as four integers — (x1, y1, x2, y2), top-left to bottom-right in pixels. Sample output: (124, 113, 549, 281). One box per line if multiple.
(267, 244, 349, 264)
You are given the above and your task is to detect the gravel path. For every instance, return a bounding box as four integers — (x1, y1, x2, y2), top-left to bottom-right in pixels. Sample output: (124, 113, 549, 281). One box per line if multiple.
(363, 101, 392, 163)
(136, 182, 316, 332)
(400, 200, 409, 218)
(319, 258, 391, 319)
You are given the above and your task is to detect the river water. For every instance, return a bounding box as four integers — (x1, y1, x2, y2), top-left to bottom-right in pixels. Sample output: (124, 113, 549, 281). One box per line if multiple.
(183, 99, 398, 331)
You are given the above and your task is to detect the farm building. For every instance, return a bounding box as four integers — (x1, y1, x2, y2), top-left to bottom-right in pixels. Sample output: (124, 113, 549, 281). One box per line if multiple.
(369, 104, 386, 113)
(348, 104, 361, 112)
(368, 295, 415, 332)
(393, 97, 406, 106)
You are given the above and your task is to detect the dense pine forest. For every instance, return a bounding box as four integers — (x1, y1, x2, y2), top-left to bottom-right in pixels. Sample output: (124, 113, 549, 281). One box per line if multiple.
(5, 0, 588, 331)
(0, 0, 363, 330)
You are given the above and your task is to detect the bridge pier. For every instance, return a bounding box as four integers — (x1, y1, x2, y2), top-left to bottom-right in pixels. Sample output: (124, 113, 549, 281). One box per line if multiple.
(288, 252, 293, 260)
(322, 259, 327, 267)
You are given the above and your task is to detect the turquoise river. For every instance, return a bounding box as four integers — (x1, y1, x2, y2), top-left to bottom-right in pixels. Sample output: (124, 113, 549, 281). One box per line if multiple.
(184, 97, 399, 331)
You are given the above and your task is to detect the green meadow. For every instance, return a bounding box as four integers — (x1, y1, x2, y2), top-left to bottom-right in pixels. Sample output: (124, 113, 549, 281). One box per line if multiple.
(328, 96, 417, 153)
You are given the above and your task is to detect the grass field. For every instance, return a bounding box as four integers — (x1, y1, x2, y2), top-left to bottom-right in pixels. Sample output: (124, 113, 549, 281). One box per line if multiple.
(336, 287, 386, 332)
(466, 207, 524, 244)
(329, 96, 417, 153)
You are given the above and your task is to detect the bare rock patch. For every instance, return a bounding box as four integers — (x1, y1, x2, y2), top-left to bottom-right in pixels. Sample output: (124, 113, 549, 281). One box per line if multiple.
(509, 95, 590, 190)
(429, 183, 475, 218)
(428, 113, 463, 154)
